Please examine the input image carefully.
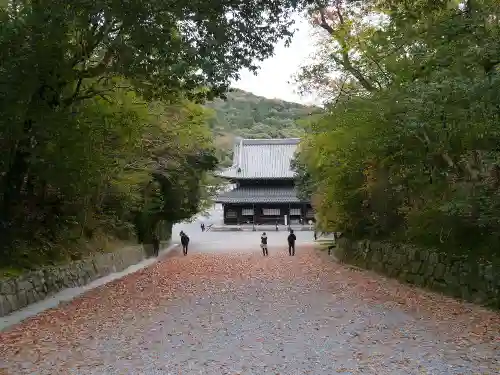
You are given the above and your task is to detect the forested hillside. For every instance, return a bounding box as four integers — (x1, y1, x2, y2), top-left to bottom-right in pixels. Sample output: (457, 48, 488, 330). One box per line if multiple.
(205, 89, 320, 166)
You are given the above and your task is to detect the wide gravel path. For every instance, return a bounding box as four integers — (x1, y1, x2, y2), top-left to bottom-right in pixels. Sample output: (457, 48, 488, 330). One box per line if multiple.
(0, 246, 499, 374)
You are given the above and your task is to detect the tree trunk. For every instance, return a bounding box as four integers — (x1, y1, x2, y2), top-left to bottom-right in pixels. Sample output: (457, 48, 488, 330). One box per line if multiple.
(0, 135, 31, 230)
(135, 210, 162, 257)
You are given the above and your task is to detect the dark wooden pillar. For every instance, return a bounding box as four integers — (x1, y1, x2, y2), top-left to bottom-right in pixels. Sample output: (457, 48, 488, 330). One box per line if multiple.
(252, 203, 256, 231)
(288, 203, 291, 227)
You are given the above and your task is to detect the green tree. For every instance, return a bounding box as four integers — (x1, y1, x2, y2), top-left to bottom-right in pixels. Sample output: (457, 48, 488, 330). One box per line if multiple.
(0, 0, 302, 237)
(0, 0, 308, 266)
(296, 0, 500, 255)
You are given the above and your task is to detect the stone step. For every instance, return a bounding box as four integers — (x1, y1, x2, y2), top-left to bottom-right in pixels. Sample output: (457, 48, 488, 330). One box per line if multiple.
(208, 225, 313, 232)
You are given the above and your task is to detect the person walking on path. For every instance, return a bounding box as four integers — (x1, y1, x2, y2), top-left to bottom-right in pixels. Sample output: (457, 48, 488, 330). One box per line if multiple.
(260, 232, 268, 256)
(287, 229, 296, 256)
(180, 232, 190, 256)
(200, 223, 205, 232)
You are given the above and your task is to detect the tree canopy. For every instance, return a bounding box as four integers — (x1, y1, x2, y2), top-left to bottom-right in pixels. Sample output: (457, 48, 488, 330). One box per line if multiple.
(294, 0, 500, 257)
(0, 0, 307, 269)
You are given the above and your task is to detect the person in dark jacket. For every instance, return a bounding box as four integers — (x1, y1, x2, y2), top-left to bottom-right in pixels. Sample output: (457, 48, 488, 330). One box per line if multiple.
(287, 229, 296, 256)
(180, 232, 190, 256)
(260, 232, 268, 256)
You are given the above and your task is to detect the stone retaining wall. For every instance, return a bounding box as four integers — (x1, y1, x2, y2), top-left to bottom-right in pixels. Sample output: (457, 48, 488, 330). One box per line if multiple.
(334, 238, 500, 309)
(0, 245, 150, 317)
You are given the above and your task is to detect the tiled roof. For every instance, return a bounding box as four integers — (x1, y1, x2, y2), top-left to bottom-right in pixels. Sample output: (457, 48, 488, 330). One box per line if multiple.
(218, 138, 300, 179)
(215, 186, 304, 204)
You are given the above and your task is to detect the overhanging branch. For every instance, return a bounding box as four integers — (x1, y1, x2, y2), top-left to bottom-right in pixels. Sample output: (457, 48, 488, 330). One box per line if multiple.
(318, 8, 376, 92)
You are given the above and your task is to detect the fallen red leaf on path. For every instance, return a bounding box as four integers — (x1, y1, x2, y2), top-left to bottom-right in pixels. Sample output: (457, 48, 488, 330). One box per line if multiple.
(0, 246, 498, 374)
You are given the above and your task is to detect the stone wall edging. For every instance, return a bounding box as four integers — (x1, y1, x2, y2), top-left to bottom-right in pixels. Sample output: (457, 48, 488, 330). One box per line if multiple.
(0, 244, 150, 317)
(334, 238, 500, 309)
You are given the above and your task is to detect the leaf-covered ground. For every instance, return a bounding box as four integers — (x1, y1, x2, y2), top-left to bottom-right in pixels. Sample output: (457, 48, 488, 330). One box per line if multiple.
(0, 246, 499, 374)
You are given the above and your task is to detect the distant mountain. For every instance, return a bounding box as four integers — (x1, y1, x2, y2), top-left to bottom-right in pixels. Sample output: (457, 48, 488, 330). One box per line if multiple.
(205, 88, 320, 166)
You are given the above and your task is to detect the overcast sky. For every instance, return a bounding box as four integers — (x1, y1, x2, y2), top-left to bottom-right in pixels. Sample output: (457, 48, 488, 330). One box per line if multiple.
(231, 15, 320, 106)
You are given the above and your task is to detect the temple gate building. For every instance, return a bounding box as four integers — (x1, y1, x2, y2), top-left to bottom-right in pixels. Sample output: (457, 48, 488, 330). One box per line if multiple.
(215, 138, 313, 226)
